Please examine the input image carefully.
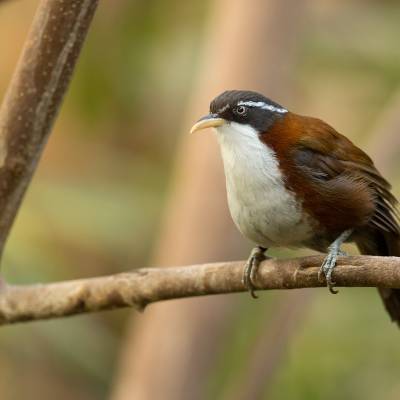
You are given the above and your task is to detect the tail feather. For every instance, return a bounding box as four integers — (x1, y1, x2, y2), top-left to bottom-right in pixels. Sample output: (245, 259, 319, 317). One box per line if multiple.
(356, 230, 400, 326)
(378, 288, 400, 326)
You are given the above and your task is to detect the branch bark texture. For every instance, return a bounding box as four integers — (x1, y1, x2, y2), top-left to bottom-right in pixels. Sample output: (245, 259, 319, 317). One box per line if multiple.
(0, 0, 98, 255)
(1, 255, 400, 325)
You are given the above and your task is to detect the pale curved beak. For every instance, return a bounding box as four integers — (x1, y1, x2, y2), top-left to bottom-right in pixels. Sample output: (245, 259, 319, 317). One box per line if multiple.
(190, 114, 225, 134)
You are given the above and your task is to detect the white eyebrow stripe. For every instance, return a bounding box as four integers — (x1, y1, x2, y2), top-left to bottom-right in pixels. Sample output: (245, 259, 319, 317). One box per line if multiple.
(217, 104, 230, 113)
(237, 100, 288, 114)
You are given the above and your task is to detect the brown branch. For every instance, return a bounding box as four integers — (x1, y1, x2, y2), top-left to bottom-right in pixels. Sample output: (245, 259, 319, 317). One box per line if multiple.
(365, 90, 400, 174)
(0, 0, 98, 255)
(1, 255, 400, 325)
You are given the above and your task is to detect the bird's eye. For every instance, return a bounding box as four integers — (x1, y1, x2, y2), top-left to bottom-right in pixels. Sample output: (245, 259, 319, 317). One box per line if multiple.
(235, 106, 247, 115)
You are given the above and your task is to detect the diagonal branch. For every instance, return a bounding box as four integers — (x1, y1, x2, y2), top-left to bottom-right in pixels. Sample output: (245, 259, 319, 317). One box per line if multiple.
(1, 255, 400, 325)
(0, 0, 98, 256)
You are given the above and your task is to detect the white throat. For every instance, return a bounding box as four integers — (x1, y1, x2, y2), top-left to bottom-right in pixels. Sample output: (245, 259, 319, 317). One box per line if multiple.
(214, 122, 312, 247)
(215, 122, 282, 186)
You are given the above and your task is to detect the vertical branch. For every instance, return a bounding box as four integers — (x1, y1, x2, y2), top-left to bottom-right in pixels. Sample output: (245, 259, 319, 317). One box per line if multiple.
(364, 90, 400, 175)
(224, 292, 314, 400)
(112, 1, 309, 399)
(0, 0, 98, 255)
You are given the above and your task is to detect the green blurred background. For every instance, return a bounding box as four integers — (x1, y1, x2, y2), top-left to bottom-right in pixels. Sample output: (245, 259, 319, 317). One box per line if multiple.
(1, 1, 400, 399)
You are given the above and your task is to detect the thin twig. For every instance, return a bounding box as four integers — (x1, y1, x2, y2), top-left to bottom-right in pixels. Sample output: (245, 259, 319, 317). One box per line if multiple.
(1, 255, 400, 325)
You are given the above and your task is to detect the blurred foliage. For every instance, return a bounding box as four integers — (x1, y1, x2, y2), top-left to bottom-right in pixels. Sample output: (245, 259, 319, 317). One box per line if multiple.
(0, 1, 210, 399)
(0, 0, 400, 399)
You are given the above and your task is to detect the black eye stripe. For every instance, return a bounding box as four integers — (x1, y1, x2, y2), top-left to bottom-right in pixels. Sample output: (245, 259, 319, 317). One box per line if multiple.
(209, 90, 288, 132)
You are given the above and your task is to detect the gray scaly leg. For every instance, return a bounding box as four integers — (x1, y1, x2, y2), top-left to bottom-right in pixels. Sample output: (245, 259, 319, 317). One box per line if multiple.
(319, 229, 352, 294)
(243, 246, 267, 299)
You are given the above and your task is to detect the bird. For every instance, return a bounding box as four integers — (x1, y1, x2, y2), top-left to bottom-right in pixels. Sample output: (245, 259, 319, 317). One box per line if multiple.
(190, 89, 400, 325)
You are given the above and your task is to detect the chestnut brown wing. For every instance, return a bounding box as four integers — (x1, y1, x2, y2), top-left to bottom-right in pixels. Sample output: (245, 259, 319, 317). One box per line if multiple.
(275, 114, 400, 325)
(295, 125, 399, 235)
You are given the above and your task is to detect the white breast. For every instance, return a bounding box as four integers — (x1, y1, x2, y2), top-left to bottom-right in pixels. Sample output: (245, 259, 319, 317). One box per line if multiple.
(215, 122, 313, 248)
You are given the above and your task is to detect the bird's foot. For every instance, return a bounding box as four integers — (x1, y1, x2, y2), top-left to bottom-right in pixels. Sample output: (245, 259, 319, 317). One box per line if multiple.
(318, 230, 352, 294)
(318, 249, 343, 294)
(243, 246, 267, 299)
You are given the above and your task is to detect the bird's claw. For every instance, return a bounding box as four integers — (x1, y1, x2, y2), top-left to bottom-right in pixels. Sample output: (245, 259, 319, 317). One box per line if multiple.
(243, 246, 266, 299)
(319, 248, 348, 294)
(318, 230, 352, 294)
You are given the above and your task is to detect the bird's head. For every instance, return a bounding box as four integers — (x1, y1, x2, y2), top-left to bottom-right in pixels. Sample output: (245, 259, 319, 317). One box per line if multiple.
(190, 90, 288, 139)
